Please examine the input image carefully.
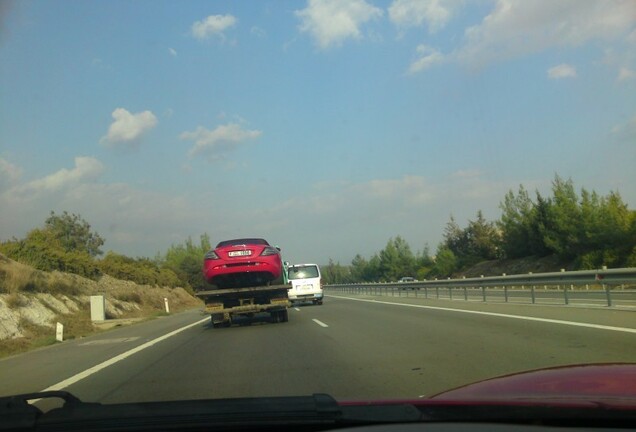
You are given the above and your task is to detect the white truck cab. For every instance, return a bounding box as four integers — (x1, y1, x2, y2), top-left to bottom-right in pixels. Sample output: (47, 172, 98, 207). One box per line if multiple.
(287, 263, 323, 305)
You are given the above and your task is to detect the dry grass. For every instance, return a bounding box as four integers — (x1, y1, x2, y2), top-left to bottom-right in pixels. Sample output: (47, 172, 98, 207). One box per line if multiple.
(0, 258, 80, 295)
(0, 311, 100, 358)
(0, 319, 57, 358)
(113, 291, 143, 304)
(56, 310, 100, 340)
(0, 253, 202, 358)
(5, 292, 28, 308)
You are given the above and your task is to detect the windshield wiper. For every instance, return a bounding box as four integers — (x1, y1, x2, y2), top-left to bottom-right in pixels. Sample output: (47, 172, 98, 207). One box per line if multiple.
(6, 391, 633, 431)
(0, 391, 92, 431)
(0, 391, 423, 431)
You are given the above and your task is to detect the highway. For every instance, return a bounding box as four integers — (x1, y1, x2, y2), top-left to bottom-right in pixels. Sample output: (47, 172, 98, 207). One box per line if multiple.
(1, 294, 635, 405)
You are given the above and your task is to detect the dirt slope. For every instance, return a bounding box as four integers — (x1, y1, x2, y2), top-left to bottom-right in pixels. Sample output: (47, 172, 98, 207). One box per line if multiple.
(0, 253, 202, 356)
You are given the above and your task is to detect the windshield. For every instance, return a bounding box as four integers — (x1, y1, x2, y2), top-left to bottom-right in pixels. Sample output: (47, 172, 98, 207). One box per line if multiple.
(216, 238, 269, 248)
(288, 265, 320, 280)
(1, 0, 635, 416)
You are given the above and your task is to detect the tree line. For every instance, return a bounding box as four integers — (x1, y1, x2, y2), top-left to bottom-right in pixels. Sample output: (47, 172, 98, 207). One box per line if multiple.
(322, 175, 636, 284)
(0, 211, 213, 292)
(1, 175, 634, 289)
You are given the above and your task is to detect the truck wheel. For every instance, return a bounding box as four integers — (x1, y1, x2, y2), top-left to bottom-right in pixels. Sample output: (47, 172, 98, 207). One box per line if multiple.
(271, 311, 280, 323)
(211, 314, 222, 328)
(281, 310, 289, 322)
(212, 320, 223, 329)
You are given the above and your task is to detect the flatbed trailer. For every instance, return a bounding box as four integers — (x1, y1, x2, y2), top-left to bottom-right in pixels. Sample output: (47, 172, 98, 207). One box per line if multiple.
(195, 284, 290, 328)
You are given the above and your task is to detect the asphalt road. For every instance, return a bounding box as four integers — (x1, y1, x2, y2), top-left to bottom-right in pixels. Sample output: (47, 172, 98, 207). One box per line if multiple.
(1, 295, 635, 405)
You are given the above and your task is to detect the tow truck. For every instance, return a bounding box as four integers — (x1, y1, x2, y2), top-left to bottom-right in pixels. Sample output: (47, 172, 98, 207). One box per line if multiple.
(196, 238, 291, 327)
(195, 282, 290, 328)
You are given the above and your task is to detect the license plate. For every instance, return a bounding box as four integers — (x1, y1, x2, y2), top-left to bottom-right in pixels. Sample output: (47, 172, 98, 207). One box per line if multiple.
(228, 250, 251, 257)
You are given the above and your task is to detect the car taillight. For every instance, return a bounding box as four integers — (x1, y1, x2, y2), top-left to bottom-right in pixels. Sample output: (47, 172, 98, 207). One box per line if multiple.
(204, 250, 220, 260)
(260, 247, 279, 256)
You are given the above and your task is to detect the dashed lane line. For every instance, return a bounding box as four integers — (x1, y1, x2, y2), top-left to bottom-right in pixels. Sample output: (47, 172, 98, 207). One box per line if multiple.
(312, 319, 329, 328)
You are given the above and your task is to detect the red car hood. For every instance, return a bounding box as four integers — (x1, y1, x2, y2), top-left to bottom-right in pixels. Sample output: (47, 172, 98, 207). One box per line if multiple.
(427, 363, 636, 407)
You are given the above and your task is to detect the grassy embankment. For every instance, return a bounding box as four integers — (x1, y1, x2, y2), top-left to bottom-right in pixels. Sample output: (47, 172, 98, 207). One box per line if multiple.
(0, 253, 202, 358)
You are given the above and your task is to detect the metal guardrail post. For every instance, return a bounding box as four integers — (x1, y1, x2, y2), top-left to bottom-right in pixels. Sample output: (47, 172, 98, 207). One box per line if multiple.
(531, 285, 536, 304)
(326, 267, 635, 308)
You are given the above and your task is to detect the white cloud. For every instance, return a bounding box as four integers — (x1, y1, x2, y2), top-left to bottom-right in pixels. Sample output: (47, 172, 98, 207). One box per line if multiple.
(247, 171, 513, 262)
(611, 114, 636, 141)
(389, 0, 455, 34)
(21, 156, 104, 194)
(1, 180, 205, 258)
(457, 0, 636, 68)
(407, 44, 445, 74)
(360, 176, 435, 206)
(251, 26, 266, 38)
(0, 164, 532, 264)
(0, 158, 22, 192)
(168, 47, 177, 56)
(295, 0, 383, 49)
(618, 67, 636, 81)
(547, 63, 577, 79)
(191, 14, 237, 40)
(100, 108, 158, 147)
(180, 123, 262, 161)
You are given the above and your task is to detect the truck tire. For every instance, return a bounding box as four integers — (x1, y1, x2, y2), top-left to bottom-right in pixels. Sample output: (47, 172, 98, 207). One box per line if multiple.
(271, 311, 280, 323)
(211, 314, 222, 328)
(281, 309, 289, 322)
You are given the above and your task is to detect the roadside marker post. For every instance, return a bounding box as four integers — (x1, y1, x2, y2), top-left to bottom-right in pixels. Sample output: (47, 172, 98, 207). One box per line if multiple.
(56, 322, 64, 342)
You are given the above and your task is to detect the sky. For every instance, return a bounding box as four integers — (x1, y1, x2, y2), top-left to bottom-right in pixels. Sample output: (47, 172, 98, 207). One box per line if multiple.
(1, 0, 635, 265)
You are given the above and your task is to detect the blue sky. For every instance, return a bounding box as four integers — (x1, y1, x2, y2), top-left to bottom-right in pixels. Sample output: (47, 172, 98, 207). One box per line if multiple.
(1, 0, 635, 265)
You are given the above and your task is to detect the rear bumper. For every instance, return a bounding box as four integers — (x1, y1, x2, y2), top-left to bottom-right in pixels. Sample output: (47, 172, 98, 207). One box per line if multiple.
(288, 291, 323, 301)
(204, 260, 282, 281)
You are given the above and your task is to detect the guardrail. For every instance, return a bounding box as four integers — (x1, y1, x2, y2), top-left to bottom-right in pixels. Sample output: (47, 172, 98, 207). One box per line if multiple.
(325, 268, 636, 308)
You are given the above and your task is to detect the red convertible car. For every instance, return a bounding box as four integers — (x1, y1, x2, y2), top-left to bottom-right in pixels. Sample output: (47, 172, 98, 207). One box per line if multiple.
(203, 238, 284, 288)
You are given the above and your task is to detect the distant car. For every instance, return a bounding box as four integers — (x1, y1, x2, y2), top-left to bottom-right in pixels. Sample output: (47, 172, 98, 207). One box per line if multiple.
(203, 238, 283, 289)
(398, 277, 417, 283)
(287, 263, 323, 305)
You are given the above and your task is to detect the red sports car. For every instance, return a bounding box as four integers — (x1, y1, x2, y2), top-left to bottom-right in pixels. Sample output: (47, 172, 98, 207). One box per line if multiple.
(203, 238, 284, 288)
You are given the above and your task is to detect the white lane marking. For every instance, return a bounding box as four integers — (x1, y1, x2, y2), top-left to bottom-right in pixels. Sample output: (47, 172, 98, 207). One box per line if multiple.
(79, 337, 140, 346)
(41, 317, 209, 392)
(312, 319, 329, 328)
(294, 308, 301, 311)
(328, 295, 636, 334)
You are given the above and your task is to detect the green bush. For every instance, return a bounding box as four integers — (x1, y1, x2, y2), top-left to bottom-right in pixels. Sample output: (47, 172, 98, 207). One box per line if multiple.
(99, 252, 181, 288)
(158, 234, 211, 291)
(0, 230, 100, 280)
